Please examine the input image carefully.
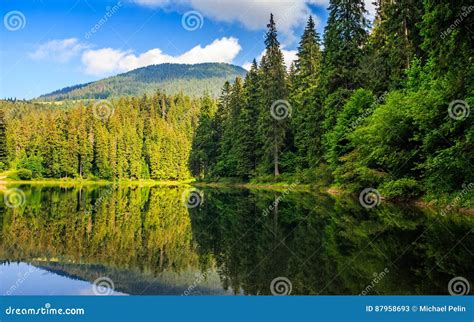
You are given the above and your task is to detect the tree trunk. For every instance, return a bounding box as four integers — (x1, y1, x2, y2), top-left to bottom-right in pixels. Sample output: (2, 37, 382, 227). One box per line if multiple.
(274, 141, 280, 176)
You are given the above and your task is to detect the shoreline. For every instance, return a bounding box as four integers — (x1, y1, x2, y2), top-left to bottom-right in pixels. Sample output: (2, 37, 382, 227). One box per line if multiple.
(2, 178, 473, 214)
(0, 178, 194, 187)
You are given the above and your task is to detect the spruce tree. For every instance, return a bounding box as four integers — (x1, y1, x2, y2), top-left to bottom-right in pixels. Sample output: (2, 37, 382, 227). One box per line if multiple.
(236, 60, 260, 178)
(365, 0, 424, 93)
(290, 16, 324, 168)
(257, 14, 288, 177)
(322, 0, 369, 93)
(0, 109, 7, 169)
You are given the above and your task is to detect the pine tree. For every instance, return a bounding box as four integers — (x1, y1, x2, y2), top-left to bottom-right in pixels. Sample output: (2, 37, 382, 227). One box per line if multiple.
(189, 95, 218, 178)
(257, 14, 288, 177)
(322, 0, 369, 94)
(235, 60, 260, 178)
(365, 0, 424, 93)
(0, 109, 7, 169)
(213, 82, 232, 176)
(290, 16, 324, 168)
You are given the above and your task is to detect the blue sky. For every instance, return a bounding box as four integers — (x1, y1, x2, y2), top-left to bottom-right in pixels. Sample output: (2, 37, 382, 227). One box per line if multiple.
(0, 0, 374, 99)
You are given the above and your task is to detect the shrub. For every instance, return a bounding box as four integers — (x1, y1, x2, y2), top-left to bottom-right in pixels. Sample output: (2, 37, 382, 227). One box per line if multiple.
(379, 178, 421, 200)
(17, 168, 33, 180)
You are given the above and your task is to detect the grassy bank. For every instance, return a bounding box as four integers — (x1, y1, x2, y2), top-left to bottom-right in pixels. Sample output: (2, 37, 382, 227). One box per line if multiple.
(0, 171, 195, 187)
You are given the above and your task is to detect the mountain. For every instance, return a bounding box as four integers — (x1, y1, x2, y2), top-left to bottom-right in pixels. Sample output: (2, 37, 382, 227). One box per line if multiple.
(37, 63, 247, 101)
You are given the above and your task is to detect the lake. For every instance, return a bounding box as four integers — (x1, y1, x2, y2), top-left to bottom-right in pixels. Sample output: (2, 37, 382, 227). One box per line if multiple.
(0, 184, 473, 296)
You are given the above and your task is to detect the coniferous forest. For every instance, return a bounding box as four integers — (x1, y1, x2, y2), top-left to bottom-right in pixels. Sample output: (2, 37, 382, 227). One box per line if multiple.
(1, 0, 473, 203)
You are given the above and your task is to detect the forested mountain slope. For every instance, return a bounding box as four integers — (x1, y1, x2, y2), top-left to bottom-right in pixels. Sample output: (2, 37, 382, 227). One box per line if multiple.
(38, 63, 247, 101)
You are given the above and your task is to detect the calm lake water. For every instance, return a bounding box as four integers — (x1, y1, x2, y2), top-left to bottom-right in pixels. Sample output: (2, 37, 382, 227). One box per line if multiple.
(0, 184, 472, 295)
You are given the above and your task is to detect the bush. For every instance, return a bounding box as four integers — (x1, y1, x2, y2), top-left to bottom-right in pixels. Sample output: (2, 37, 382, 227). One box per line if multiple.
(0, 161, 6, 172)
(17, 168, 33, 180)
(379, 178, 421, 200)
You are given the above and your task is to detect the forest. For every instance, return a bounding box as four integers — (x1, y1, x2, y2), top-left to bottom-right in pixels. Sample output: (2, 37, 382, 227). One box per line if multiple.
(0, 0, 473, 202)
(0, 93, 209, 180)
(189, 0, 473, 201)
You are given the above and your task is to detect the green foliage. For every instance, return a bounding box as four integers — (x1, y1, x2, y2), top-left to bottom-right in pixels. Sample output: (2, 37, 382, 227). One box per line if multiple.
(18, 154, 44, 178)
(322, 0, 369, 93)
(379, 178, 421, 199)
(0, 109, 7, 166)
(16, 168, 33, 180)
(325, 89, 375, 174)
(290, 16, 325, 168)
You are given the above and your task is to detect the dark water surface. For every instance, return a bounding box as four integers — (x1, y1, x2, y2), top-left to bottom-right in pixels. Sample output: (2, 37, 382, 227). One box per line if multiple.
(0, 185, 472, 295)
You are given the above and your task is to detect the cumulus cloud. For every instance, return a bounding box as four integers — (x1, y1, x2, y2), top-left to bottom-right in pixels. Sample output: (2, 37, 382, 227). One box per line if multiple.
(29, 38, 88, 62)
(133, 0, 377, 42)
(81, 37, 242, 76)
(133, 0, 328, 43)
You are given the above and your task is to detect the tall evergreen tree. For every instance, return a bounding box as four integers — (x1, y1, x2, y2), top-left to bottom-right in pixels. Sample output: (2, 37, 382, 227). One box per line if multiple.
(365, 0, 424, 93)
(290, 16, 324, 168)
(0, 109, 7, 169)
(257, 14, 288, 177)
(322, 0, 369, 94)
(236, 60, 260, 178)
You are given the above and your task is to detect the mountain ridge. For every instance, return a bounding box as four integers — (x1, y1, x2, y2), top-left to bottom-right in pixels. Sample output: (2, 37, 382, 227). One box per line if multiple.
(38, 62, 247, 101)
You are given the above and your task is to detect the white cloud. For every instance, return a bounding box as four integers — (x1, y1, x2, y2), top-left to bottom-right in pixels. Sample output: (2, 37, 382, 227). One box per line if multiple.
(81, 37, 242, 76)
(29, 38, 88, 62)
(133, 0, 328, 44)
